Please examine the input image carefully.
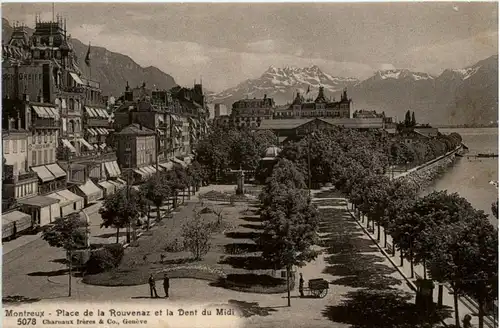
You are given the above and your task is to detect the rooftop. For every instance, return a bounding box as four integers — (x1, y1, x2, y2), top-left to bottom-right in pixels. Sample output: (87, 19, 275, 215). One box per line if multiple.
(115, 123, 155, 136)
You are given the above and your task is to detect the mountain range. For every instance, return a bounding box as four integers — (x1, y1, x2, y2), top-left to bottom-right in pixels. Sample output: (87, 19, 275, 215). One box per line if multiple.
(2, 18, 177, 97)
(209, 57, 498, 125)
(3, 18, 497, 125)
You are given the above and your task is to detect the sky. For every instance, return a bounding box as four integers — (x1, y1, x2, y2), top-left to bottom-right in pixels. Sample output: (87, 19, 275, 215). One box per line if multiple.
(3, 2, 498, 92)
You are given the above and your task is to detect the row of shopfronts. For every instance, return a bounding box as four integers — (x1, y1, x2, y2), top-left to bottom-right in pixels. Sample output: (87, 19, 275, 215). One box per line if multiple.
(3, 156, 193, 240)
(2, 160, 127, 240)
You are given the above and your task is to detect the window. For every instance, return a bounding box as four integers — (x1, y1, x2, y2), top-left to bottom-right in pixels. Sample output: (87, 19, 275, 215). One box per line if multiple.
(37, 133, 42, 143)
(12, 140, 17, 153)
(3, 140, 9, 154)
(21, 140, 26, 152)
(44, 133, 48, 143)
(69, 99, 75, 111)
(32, 151, 37, 166)
(44, 150, 48, 164)
(38, 150, 42, 165)
(49, 149, 54, 163)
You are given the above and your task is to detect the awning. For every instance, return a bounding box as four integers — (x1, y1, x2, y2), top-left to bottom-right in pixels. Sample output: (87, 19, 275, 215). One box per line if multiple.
(70, 72, 84, 85)
(100, 143, 107, 150)
(85, 106, 98, 118)
(45, 163, 67, 179)
(112, 161, 121, 175)
(174, 126, 182, 134)
(157, 129, 164, 135)
(32, 106, 53, 118)
(145, 166, 157, 174)
(96, 108, 108, 118)
(31, 165, 56, 183)
(18, 195, 59, 208)
(87, 128, 98, 136)
(77, 180, 103, 203)
(116, 178, 127, 184)
(174, 138, 181, 145)
(79, 138, 94, 150)
(172, 157, 187, 168)
(108, 180, 125, 190)
(100, 128, 109, 135)
(105, 162, 118, 178)
(45, 107, 59, 119)
(98, 180, 116, 194)
(158, 115, 165, 123)
(3, 211, 32, 233)
(47, 192, 71, 207)
(159, 161, 174, 171)
(57, 189, 84, 203)
(133, 169, 147, 177)
(61, 139, 77, 152)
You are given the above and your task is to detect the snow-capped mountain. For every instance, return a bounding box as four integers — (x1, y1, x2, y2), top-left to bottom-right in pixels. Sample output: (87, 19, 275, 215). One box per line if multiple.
(209, 56, 497, 125)
(350, 55, 497, 125)
(209, 65, 359, 109)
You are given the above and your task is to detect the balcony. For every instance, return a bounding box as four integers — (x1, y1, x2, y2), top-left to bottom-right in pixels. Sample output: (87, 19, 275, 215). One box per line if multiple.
(86, 118, 112, 127)
(33, 118, 59, 129)
(3, 171, 38, 184)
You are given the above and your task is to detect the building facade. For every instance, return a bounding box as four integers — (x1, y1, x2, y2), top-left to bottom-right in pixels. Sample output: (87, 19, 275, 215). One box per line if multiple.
(274, 87, 352, 119)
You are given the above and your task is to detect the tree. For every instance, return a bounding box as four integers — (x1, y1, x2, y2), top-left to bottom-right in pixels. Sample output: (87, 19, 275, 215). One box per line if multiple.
(99, 188, 146, 243)
(140, 175, 172, 229)
(42, 213, 88, 296)
(181, 212, 213, 260)
(259, 158, 307, 209)
(492, 200, 498, 219)
(411, 111, 416, 127)
(259, 186, 318, 307)
(404, 110, 411, 127)
(427, 214, 497, 328)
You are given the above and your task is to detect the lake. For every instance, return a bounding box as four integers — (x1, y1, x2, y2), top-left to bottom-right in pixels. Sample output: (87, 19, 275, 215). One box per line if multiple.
(423, 128, 498, 225)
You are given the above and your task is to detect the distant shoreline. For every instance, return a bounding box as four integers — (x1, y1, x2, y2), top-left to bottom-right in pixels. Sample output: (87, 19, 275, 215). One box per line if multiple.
(434, 125, 498, 129)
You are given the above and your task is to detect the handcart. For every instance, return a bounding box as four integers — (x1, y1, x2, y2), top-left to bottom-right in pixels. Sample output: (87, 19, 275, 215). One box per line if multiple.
(305, 278, 329, 298)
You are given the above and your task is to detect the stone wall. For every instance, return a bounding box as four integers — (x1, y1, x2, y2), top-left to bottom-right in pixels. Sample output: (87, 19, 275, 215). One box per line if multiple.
(396, 146, 461, 192)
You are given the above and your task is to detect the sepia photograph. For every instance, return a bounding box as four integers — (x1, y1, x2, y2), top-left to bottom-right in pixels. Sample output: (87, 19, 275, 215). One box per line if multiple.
(1, 2, 498, 328)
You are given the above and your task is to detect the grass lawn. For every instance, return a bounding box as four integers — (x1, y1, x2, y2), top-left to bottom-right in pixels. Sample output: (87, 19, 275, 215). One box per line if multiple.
(83, 191, 290, 293)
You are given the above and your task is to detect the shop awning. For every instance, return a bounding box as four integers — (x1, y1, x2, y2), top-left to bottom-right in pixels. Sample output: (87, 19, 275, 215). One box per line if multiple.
(79, 138, 94, 150)
(116, 178, 127, 185)
(157, 129, 164, 135)
(70, 72, 84, 85)
(47, 192, 71, 207)
(18, 195, 59, 208)
(45, 107, 59, 119)
(174, 138, 181, 145)
(174, 126, 182, 134)
(45, 163, 67, 179)
(32, 106, 54, 118)
(101, 128, 109, 135)
(172, 157, 187, 168)
(133, 168, 147, 178)
(96, 108, 108, 118)
(112, 161, 121, 175)
(98, 180, 116, 194)
(87, 128, 98, 136)
(159, 161, 174, 171)
(58, 189, 84, 204)
(108, 180, 124, 190)
(77, 180, 103, 202)
(85, 106, 98, 118)
(31, 165, 56, 182)
(3, 210, 32, 234)
(100, 143, 107, 150)
(104, 162, 118, 178)
(144, 166, 157, 174)
(61, 139, 77, 153)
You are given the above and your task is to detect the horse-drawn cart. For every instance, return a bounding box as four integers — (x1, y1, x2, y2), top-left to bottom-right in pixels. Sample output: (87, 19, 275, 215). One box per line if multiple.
(305, 278, 329, 298)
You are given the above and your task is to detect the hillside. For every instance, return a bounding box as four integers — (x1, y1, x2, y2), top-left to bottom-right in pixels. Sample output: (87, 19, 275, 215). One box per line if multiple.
(2, 18, 177, 97)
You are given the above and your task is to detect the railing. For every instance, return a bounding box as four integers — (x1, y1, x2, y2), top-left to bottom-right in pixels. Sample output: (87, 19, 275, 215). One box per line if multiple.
(33, 118, 59, 128)
(3, 171, 38, 184)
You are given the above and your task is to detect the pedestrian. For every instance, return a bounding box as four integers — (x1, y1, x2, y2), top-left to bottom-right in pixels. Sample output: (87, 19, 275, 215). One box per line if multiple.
(149, 274, 159, 298)
(299, 273, 304, 297)
(462, 314, 472, 328)
(163, 274, 170, 298)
